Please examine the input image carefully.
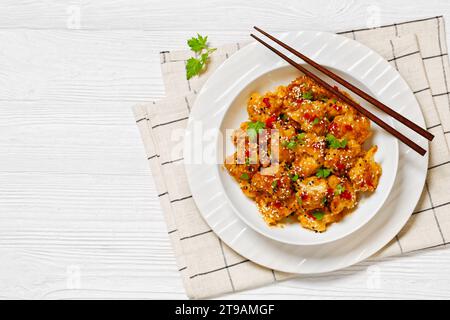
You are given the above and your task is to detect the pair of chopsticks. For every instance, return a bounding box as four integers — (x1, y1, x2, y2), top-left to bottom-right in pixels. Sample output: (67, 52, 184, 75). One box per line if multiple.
(251, 27, 433, 156)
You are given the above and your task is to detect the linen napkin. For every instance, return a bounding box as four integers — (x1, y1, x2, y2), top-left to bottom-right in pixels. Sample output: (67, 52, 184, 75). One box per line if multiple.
(134, 16, 450, 299)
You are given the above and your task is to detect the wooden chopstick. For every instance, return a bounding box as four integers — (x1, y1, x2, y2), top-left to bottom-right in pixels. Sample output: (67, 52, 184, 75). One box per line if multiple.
(254, 26, 434, 142)
(250, 33, 427, 156)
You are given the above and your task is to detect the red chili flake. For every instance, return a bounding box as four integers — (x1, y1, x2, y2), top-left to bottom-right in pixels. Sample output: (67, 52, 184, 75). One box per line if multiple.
(245, 149, 250, 157)
(344, 124, 353, 131)
(306, 212, 316, 220)
(296, 98, 304, 106)
(262, 97, 271, 108)
(336, 163, 345, 171)
(303, 113, 312, 121)
(265, 115, 277, 129)
(333, 104, 342, 112)
(273, 201, 282, 208)
(341, 190, 352, 200)
(327, 188, 334, 195)
(301, 192, 309, 201)
(328, 122, 338, 134)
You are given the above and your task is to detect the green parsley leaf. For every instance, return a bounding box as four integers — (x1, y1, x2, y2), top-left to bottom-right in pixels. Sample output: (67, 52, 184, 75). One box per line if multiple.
(240, 173, 249, 180)
(312, 211, 325, 220)
(186, 57, 205, 80)
(334, 184, 345, 195)
(247, 121, 265, 139)
(332, 98, 337, 104)
(326, 134, 347, 149)
(187, 34, 208, 52)
(316, 168, 331, 178)
(290, 174, 299, 182)
(312, 117, 320, 125)
(280, 113, 289, 121)
(302, 91, 314, 100)
(321, 197, 327, 205)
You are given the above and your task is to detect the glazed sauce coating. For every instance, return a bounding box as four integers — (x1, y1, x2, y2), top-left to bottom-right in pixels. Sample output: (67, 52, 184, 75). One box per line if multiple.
(224, 76, 382, 232)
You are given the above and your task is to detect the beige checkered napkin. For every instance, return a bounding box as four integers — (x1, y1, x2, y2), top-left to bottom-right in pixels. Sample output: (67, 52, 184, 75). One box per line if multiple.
(134, 17, 450, 299)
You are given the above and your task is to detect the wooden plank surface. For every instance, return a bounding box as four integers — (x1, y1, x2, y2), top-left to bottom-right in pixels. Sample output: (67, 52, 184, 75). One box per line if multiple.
(0, 0, 450, 299)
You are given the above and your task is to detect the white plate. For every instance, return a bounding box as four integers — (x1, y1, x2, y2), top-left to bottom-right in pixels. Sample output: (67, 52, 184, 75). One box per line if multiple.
(218, 65, 399, 245)
(184, 31, 428, 274)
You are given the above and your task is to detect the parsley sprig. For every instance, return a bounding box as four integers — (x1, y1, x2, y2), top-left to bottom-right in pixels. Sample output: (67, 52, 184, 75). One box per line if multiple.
(186, 34, 216, 80)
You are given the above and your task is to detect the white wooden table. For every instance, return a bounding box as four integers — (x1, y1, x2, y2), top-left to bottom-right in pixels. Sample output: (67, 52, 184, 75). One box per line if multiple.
(1, 0, 450, 299)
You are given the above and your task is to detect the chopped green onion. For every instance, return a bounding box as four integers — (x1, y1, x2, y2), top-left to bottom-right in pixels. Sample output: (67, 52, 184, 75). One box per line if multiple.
(297, 132, 306, 140)
(312, 117, 320, 125)
(302, 91, 314, 100)
(326, 133, 347, 149)
(240, 173, 249, 180)
(247, 121, 265, 139)
(271, 180, 278, 190)
(316, 168, 331, 178)
(286, 140, 297, 149)
(312, 211, 325, 220)
(334, 184, 345, 195)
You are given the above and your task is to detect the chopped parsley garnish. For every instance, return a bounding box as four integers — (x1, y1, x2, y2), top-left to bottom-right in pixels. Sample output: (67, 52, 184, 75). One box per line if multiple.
(280, 113, 289, 121)
(296, 194, 303, 205)
(334, 184, 345, 195)
(186, 34, 216, 79)
(332, 98, 337, 104)
(312, 211, 325, 220)
(247, 121, 265, 139)
(240, 173, 249, 180)
(316, 168, 331, 178)
(302, 91, 314, 100)
(290, 174, 299, 182)
(312, 117, 320, 125)
(326, 134, 348, 149)
(321, 197, 327, 205)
